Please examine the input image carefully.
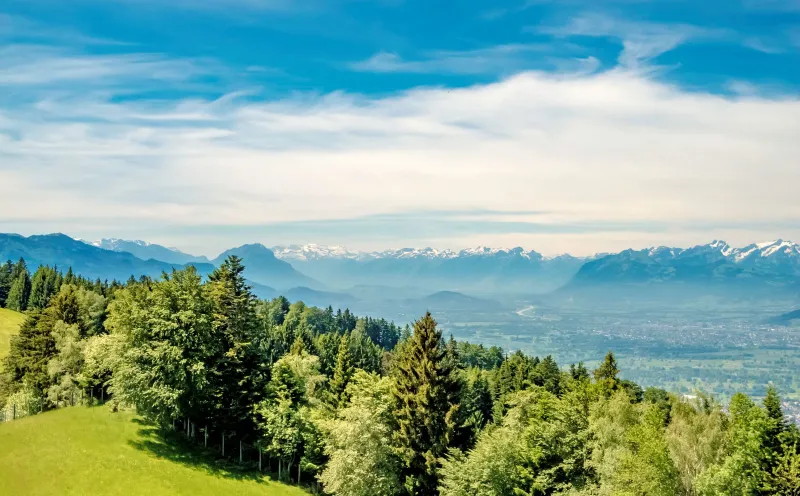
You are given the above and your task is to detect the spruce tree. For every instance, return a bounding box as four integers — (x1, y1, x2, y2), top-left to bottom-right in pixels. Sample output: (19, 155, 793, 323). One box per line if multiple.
(206, 256, 267, 438)
(6, 269, 31, 311)
(594, 351, 620, 393)
(763, 385, 786, 456)
(28, 266, 51, 310)
(5, 311, 56, 395)
(392, 312, 460, 495)
(329, 334, 353, 406)
(0, 260, 13, 307)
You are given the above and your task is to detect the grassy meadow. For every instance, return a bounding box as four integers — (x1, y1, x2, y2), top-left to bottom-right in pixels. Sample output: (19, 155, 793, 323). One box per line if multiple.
(0, 307, 25, 359)
(0, 406, 310, 496)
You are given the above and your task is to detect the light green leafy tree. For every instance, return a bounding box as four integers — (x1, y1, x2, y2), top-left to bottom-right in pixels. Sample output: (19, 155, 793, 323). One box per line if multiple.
(665, 395, 728, 495)
(319, 371, 402, 496)
(695, 393, 773, 495)
(106, 267, 215, 427)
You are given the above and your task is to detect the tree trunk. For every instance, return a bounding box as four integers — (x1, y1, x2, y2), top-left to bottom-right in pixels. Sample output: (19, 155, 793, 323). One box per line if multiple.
(222, 432, 225, 456)
(278, 460, 281, 480)
(297, 463, 301, 484)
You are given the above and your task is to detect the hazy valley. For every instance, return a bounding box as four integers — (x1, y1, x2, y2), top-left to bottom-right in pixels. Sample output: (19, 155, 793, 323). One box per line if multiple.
(3, 233, 799, 414)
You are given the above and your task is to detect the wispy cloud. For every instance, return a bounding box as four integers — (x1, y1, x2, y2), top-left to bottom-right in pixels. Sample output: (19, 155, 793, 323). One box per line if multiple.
(350, 44, 587, 75)
(535, 13, 726, 69)
(1, 42, 799, 254)
(0, 45, 210, 86)
(0, 13, 126, 46)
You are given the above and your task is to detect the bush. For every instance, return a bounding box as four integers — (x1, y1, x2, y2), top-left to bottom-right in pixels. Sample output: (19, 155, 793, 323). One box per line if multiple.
(2, 388, 43, 420)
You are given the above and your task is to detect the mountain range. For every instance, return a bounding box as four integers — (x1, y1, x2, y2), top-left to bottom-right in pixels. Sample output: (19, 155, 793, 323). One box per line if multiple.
(0, 233, 214, 281)
(91, 238, 211, 265)
(572, 240, 800, 284)
(271, 244, 594, 294)
(3, 233, 799, 309)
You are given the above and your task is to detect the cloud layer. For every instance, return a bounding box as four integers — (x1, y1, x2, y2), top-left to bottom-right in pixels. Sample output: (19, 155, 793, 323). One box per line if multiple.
(1, 3, 799, 256)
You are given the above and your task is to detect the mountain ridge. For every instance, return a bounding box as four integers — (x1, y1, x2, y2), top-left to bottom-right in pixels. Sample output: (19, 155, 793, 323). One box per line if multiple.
(0, 233, 214, 281)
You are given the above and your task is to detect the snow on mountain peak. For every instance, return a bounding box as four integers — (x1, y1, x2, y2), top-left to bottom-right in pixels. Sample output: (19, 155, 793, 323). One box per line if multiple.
(272, 244, 360, 261)
(708, 240, 733, 256)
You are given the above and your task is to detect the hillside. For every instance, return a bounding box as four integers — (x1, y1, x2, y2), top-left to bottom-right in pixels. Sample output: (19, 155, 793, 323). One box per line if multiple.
(0, 406, 309, 496)
(0, 308, 25, 359)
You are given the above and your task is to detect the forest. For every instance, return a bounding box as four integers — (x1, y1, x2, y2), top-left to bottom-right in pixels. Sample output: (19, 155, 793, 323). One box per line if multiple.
(1, 256, 799, 495)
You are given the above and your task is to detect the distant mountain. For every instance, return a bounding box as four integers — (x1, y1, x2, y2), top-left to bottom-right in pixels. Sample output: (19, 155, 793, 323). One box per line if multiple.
(90, 238, 210, 265)
(247, 280, 278, 300)
(562, 240, 800, 303)
(212, 244, 318, 290)
(769, 308, 800, 325)
(283, 287, 356, 308)
(411, 290, 504, 312)
(272, 244, 592, 294)
(0, 233, 214, 281)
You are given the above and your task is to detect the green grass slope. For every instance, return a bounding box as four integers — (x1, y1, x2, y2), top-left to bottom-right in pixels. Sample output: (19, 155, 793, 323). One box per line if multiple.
(0, 307, 26, 359)
(0, 406, 310, 496)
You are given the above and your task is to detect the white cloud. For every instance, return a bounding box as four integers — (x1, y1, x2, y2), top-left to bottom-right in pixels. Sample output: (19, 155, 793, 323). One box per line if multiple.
(350, 44, 566, 75)
(537, 13, 727, 69)
(0, 45, 222, 90)
(0, 47, 799, 255)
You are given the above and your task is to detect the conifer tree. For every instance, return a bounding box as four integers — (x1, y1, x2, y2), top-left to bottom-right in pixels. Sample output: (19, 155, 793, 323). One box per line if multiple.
(29, 266, 56, 310)
(206, 256, 267, 438)
(6, 269, 31, 312)
(0, 260, 13, 307)
(764, 385, 786, 458)
(5, 311, 56, 395)
(594, 351, 620, 393)
(329, 334, 353, 406)
(392, 312, 460, 495)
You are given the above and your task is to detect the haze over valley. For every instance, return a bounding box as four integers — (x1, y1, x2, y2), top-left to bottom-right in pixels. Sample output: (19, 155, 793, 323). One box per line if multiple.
(4, 232, 799, 411)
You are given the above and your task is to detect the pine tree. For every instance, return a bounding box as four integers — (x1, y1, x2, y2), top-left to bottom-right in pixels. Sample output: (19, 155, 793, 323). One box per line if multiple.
(5, 311, 56, 395)
(64, 267, 75, 285)
(594, 351, 620, 393)
(329, 334, 353, 407)
(0, 260, 13, 307)
(6, 269, 31, 311)
(28, 266, 54, 310)
(764, 385, 786, 457)
(206, 256, 267, 438)
(570, 362, 590, 382)
(392, 312, 460, 495)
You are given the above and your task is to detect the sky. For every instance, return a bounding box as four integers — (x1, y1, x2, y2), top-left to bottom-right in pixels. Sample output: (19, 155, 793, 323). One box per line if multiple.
(0, 0, 799, 257)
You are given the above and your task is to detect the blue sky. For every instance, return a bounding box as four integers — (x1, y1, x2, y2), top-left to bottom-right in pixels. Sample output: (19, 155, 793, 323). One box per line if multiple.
(0, 0, 799, 256)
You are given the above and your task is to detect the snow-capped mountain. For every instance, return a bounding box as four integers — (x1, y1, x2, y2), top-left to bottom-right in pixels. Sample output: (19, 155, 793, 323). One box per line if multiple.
(270, 244, 594, 294)
(271, 244, 361, 261)
(271, 244, 568, 262)
(90, 238, 210, 265)
(570, 240, 800, 289)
